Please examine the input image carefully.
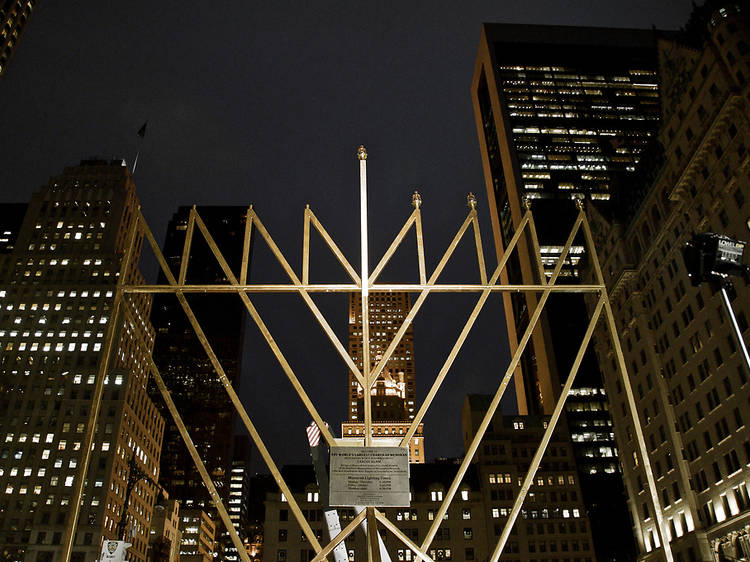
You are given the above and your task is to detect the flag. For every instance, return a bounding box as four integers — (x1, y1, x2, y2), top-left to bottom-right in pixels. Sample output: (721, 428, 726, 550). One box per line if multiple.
(306, 422, 321, 447)
(306, 421, 329, 447)
(137, 121, 147, 139)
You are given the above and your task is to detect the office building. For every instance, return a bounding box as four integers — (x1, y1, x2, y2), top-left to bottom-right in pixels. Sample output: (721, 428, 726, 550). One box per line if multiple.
(263, 462, 487, 562)
(263, 396, 600, 562)
(147, 498, 181, 562)
(178, 508, 216, 562)
(342, 292, 424, 462)
(149, 206, 247, 510)
(586, 3, 750, 560)
(225, 436, 252, 562)
(471, 23, 666, 559)
(463, 395, 597, 562)
(0, 0, 36, 78)
(0, 159, 164, 561)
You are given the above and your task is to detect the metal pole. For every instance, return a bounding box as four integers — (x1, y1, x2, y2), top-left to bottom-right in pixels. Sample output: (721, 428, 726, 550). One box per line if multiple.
(60, 208, 141, 561)
(121, 305, 251, 561)
(721, 287, 750, 372)
(579, 203, 674, 562)
(421, 211, 585, 550)
(358, 146, 373, 450)
(489, 297, 605, 562)
(138, 212, 324, 550)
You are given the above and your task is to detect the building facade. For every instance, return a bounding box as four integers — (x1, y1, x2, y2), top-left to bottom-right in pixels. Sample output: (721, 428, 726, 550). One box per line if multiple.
(586, 3, 750, 561)
(462, 395, 598, 562)
(148, 206, 247, 511)
(471, 23, 667, 560)
(0, 0, 36, 78)
(344, 292, 424, 462)
(0, 160, 164, 561)
(147, 498, 181, 562)
(225, 435, 252, 562)
(263, 463, 487, 562)
(178, 508, 216, 562)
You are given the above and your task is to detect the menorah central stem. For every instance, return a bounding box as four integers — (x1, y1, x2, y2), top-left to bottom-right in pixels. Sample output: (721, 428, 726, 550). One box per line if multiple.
(357, 145, 372, 446)
(359, 145, 369, 297)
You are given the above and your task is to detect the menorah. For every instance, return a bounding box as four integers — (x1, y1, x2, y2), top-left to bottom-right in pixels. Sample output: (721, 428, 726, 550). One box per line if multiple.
(62, 147, 672, 562)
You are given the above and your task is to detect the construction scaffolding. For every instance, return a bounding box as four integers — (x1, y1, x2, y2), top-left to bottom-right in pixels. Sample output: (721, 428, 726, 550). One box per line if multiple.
(62, 147, 672, 562)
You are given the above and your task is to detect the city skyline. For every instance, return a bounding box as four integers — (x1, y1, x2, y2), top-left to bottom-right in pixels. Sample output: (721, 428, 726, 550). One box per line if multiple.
(0, 1, 693, 467)
(0, 3, 748, 561)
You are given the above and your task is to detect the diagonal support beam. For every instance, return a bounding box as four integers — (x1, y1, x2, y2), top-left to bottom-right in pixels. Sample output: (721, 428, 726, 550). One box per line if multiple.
(579, 204, 674, 562)
(525, 200, 547, 285)
(421, 211, 584, 550)
(193, 210, 339, 446)
(240, 205, 254, 285)
(367, 507, 382, 562)
(308, 207, 362, 284)
(489, 295, 605, 562)
(401, 210, 532, 447)
(375, 509, 434, 562)
(139, 210, 323, 551)
(470, 202, 488, 285)
(178, 206, 197, 284)
(62, 208, 142, 561)
(249, 209, 366, 389)
(369, 209, 418, 284)
(367, 209, 477, 390)
(310, 509, 368, 562)
(122, 305, 250, 561)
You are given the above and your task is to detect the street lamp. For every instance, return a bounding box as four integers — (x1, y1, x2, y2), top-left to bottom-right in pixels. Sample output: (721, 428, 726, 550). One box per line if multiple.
(682, 232, 750, 371)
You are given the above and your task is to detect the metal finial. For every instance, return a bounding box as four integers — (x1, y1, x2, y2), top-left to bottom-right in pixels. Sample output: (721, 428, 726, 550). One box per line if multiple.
(522, 196, 532, 211)
(357, 145, 367, 160)
(467, 193, 477, 210)
(574, 196, 585, 211)
(412, 191, 422, 209)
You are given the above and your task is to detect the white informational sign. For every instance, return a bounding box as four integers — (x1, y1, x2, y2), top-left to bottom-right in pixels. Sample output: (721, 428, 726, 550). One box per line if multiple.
(329, 446, 409, 507)
(98, 540, 131, 562)
(324, 509, 349, 562)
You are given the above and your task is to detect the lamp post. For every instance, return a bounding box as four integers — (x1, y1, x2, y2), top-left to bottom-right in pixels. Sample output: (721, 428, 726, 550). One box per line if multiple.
(682, 232, 750, 371)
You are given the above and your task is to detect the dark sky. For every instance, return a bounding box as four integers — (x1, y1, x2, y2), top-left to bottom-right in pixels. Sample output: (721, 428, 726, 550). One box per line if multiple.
(0, 1, 692, 471)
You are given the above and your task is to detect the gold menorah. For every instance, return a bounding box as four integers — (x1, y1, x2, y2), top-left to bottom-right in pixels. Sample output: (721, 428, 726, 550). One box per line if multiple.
(62, 147, 673, 562)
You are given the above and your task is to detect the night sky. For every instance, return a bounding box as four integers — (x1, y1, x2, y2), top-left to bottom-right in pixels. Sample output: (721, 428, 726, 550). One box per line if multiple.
(0, 1, 692, 471)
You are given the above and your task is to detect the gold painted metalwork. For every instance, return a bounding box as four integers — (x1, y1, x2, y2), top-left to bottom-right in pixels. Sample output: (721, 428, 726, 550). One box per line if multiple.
(63, 148, 672, 562)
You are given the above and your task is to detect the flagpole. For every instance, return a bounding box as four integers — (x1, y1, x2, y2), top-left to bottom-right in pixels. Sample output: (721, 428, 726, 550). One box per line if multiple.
(132, 121, 148, 174)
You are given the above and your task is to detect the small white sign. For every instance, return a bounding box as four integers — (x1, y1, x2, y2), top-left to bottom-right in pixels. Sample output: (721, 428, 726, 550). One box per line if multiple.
(324, 510, 349, 562)
(329, 446, 409, 507)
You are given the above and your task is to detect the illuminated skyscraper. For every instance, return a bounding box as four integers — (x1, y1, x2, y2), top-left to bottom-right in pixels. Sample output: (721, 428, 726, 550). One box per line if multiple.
(148, 206, 247, 554)
(472, 22, 661, 418)
(472, 24, 663, 560)
(342, 292, 424, 462)
(0, 0, 37, 77)
(0, 159, 164, 561)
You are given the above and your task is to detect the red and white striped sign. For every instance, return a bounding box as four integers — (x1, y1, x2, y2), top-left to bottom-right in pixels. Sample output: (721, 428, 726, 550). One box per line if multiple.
(306, 421, 328, 447)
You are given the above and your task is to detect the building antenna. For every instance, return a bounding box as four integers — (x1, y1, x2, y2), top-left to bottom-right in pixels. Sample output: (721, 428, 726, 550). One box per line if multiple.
(132, 121, 147, 174)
